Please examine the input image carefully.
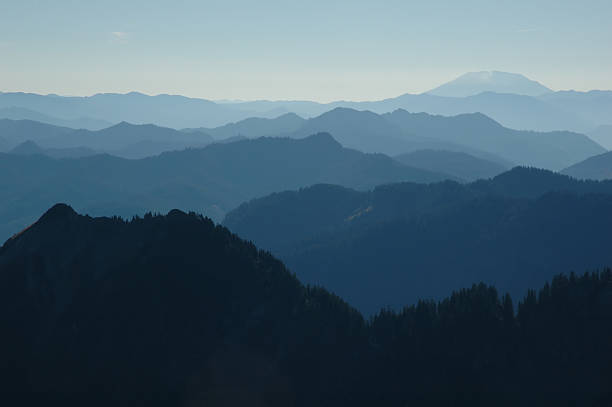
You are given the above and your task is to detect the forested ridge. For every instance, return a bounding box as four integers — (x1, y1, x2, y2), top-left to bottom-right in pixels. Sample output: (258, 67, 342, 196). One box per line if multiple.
(224, 167, 612, 314)
(1, 205, 611, 406)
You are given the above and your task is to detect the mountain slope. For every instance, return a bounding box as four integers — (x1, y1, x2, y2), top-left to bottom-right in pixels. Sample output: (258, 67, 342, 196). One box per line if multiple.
(427, 71, 553, 97)
(0, 204, 367, 406)
(394, 149, 509, 181)
(587, 124, 612, 149)
(0, 133, 452, 243)
(561, 151, 612, 180)
(2, 204, 612, 406)
(224, 168, 612, 315)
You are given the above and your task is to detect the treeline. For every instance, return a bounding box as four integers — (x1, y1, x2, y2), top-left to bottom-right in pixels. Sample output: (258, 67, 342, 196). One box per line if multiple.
(0, 206, 611, 406)
(366, 271, 612, 406)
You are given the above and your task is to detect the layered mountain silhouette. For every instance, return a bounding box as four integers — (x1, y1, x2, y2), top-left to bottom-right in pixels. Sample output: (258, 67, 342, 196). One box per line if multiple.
(562, 151, 612, 180)
(394, 149, 509, 181)
(426, 71, 553, 97)
(0, 106, 112, 130)
(0, 91, 259, 128)
(1, 204, 611, 406)
(272, 108, 602, 169)
(0, 133, 451, 243)
(224, 168, 612, 315)
(0, 119, 214, 158)
(2, 73, 611, 132)
(383, 109, 603, 169)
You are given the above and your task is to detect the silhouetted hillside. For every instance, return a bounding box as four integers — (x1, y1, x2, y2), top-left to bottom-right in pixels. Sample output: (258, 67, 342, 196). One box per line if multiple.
(0, 133, 451, 243)
(426, 71, 552, 97)
(562, 151, 612, 180)
(1, 204, 611, 406)
(225, 168, 612, 314)
(395, 149, 508, 181)
(0, 204, 365, 406)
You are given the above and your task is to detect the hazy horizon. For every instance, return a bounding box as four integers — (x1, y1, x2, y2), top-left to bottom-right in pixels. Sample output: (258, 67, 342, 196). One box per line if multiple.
(2, 0, 611, 102)
(1, 69, 610, 104)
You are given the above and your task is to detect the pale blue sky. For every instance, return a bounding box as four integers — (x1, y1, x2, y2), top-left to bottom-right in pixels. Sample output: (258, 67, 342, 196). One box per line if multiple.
(1, 0, 611, 101)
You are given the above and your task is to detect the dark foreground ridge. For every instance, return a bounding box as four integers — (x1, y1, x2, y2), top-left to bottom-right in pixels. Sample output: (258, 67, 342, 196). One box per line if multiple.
(1, 205, 611, 406)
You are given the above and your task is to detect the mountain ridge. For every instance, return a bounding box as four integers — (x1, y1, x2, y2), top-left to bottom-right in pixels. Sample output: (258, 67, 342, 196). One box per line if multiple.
(0, 132, 452, 244)
(427, 71, 553, 97)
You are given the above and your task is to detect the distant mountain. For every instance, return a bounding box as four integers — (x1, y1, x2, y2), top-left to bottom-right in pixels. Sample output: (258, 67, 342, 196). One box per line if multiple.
(0, 91, 260, 128)
(186, 112, 306, 139)
(224, 92, 592, 133)
(3, 204, 611, 406)
(0, 119, 214, 159)
(427, 71, 553, 97)
(289, 107, 444, 155)
(3, 79, 609, 133)
(561, 151, 612, 180)
(384, 109, 603, 170)
(0, 133, 452, 243)
(273, 108, 602, 170)
(538, 90, 612, 129)
(377, 92, 592, 132)
(9, 140, 97, 159)
(224, 167, 612, 315)
(587, 124, 612, 149)
(0, 106, 112, 130)
(395, 149, 508, 181)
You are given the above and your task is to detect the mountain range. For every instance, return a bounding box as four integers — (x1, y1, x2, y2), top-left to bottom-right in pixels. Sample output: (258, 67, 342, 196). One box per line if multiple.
(0, 106, 112, 130)
(2, 72, 611, 132)
(215, 107, 603, 170)
(0, 119, 214, 158)
(0, 133, 451, 243)
(4, 104, 602, 170)
(224, 168, 612, 315)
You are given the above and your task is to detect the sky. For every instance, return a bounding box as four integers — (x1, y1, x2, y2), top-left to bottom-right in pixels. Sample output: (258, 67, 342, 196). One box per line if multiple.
(1, 0, 611, 102)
